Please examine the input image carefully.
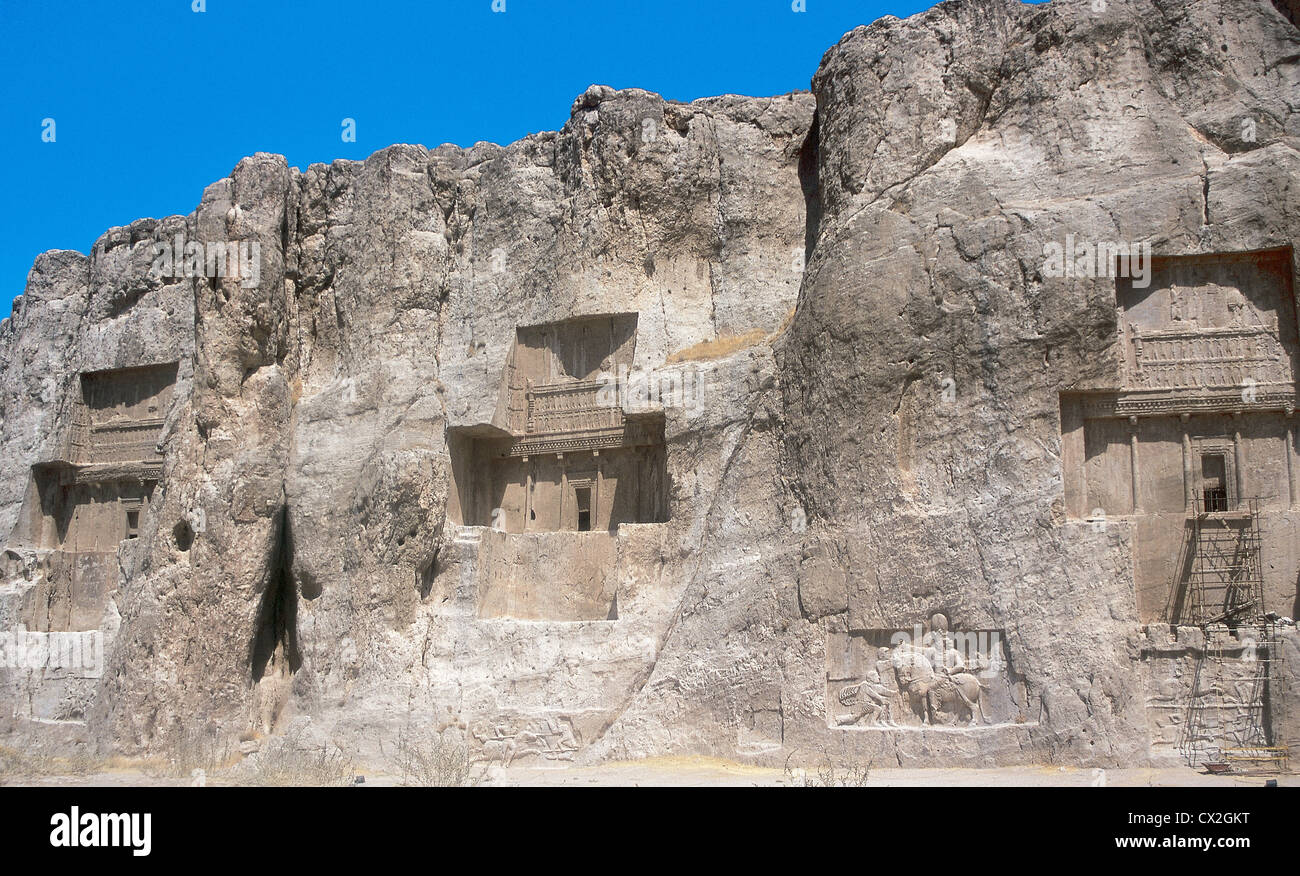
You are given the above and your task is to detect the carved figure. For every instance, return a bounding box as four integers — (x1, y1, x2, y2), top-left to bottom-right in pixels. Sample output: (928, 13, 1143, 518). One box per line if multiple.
(835, 667, 893, 726)
(891, 620, 990, 726)
(924, 671, 989, 725)
(832, 616, 1001, 728)
(891, 640, 937, 722)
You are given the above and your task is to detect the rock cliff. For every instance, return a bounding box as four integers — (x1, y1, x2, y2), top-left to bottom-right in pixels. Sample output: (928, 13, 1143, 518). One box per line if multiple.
(2, 0, 1298, 769)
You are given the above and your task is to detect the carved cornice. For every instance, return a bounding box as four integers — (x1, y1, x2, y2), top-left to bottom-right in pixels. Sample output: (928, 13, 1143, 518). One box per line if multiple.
(1076, 386, 1298, 418)
(60, 461, 164, 485)
(504, 428, 630, 457)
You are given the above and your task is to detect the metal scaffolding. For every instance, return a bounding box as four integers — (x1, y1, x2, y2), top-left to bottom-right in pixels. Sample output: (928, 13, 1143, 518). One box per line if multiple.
(1177, 497, 1288, 772)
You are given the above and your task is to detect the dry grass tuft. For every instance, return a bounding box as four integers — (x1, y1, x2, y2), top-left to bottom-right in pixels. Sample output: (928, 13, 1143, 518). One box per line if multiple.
(664, 328, 769, 364)
(0, 744, 105, 783)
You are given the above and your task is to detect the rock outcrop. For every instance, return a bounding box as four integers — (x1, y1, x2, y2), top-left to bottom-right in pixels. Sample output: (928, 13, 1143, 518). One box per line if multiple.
(2, 0, 1298, 770)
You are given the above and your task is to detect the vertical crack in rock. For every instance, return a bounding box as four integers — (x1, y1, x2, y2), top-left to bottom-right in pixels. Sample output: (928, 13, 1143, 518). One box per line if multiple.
(416, 548, 439, 600)
(250, 506, 302, 681)
(798, 111, 821, 264)
(1200, 154, 1212, 227)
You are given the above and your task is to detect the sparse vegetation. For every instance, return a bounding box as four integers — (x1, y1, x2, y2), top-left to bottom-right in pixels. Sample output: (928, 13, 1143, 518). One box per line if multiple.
(664, 328, 769, 364)
(142, 725, 234, 780)
(0, 744, 105, 783)
(382, 727, 483, 787)
(783, 748, 872, 787)
(243, 724, 356, 787)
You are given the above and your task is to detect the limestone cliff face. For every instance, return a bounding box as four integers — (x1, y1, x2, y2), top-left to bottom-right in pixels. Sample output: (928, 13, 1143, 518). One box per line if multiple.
(770, 0, 1300, 763)
(0, 86, 814, 758)
(1, 0, 1297, 768)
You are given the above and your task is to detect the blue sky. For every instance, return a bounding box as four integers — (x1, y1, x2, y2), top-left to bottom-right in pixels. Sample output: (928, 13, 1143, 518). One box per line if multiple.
(0, 0, 960, 309)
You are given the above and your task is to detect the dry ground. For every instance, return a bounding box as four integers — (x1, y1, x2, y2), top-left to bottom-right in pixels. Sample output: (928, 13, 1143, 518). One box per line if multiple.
(3, 756, 1294, 787)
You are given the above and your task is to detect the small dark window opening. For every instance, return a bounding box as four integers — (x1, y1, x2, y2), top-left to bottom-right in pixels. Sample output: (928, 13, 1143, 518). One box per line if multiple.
(1201, 453, 1229, 512)
(1203, 486, 1228, 512)
(125, 510, 140, 539)
(575, 487, 592, 532)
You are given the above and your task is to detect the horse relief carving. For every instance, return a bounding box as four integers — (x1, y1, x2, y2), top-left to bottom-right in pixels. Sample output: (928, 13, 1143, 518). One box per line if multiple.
(829, 614, 1015, 728)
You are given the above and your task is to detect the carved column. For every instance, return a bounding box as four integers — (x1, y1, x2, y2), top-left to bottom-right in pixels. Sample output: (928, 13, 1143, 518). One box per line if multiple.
(1288, 411, 1298, 510)
(634, 446, 647, 524)
(523, 456, 532, 532)
(1181, 414, 1194, 511)
(1129, 416, 1141, 514)
(1233, 422, 1245, 507)
(558, 452, 567, 530)
(594, 450, 603, 530)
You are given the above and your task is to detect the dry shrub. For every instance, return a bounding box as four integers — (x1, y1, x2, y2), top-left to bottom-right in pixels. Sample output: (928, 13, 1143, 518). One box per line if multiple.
(783, 748, 872, 788)
(382, 727, 483, 787)
(244, 724, 355, 787)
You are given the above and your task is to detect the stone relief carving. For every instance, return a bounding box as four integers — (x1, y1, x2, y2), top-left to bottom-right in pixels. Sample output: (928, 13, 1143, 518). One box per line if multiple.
(470, 715, 581, 765)
(1128, 326, 1287, 390)
(827, 613, 1023, 728)
(1120, 252, 1296, 393)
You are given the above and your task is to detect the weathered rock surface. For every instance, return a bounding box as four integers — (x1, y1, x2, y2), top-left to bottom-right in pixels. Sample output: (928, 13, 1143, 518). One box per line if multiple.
(1, 0, 1297, 770)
